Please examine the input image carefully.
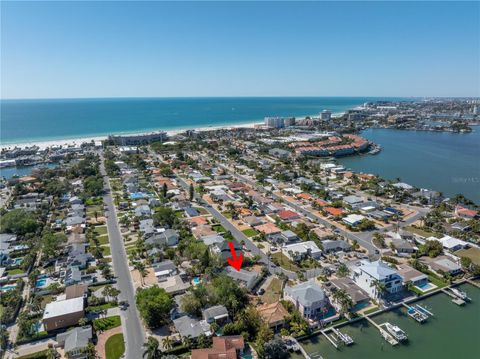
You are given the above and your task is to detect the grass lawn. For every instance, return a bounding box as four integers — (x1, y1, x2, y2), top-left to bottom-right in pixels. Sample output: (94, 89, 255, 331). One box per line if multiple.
(271, 252, 300, 272)
(175, 211, 185, 218)
(6, 268, 24, 276)
(86, 302, 117, 313)
(93, 315, 121, 332)
(221, 211, 232, 219)
(196, 207, 208, 215)
(455, 247, 480, 266)
(18, 350, 48, 359)
(404, 226, 441, 238)
(261, 277, 282, 304)
(95, 226, 108, 236)
(428, 274, 447, 288)
(363, 306, 380, 315)
(213, 224, 226, 233)
(242, 228, 258, 237)
(101, 246, 112, 256)
(97, 235, 110, 245)
(105, 333, 125, 359)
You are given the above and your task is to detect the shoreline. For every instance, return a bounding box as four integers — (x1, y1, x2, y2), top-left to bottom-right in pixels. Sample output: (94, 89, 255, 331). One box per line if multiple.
(0, 121, 260, 150)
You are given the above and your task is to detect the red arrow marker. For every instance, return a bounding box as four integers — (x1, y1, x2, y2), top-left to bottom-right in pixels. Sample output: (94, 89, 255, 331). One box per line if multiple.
(227, 241, 243, 271)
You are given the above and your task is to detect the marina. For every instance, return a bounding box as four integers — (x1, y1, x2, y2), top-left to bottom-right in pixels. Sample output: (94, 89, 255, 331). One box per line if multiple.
(290, 283, 479, 359)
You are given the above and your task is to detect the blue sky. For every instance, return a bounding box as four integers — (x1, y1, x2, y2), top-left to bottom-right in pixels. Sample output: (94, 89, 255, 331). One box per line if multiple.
(1, 1, 479, 98)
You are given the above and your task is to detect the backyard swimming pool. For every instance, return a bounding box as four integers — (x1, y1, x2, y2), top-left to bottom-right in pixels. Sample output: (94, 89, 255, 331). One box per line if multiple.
(416, 282, 437, 292)
(35, 278, 48, 288)
(1, 284, 17, 292)
(192, 277, 201, 285)
(130, 192, 148, 199)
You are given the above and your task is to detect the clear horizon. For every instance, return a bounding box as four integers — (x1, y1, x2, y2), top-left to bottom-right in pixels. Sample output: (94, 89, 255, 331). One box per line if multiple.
(1, 1, 479, 99)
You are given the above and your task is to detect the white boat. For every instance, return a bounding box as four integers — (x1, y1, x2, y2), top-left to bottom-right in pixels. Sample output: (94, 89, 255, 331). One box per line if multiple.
(385, 322, 408, 341)
(451, 288, 471, 301)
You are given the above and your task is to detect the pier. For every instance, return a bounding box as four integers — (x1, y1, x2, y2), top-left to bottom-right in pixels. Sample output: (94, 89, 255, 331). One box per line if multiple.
(402, 303, 428, 323)
(321, 330, 339, 349)
(288, 337, 321, 359)
(442, 288, 466, 305)
(466, 279, 480, 289)
(331, 327, 354, 345)
(415, 304, 434, 317)
(364, 316, 398, 346)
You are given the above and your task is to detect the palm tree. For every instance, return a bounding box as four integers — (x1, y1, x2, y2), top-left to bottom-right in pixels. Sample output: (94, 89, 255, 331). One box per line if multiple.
(162, 336, 173, 351)
(143, 337, 162, 359)
(371, 279, 387, 298)
(182, 335, 192, 348)
(134, 261, 147, 286)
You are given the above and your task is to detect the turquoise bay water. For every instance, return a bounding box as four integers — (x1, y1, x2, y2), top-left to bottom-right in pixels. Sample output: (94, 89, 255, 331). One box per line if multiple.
(0, 97, 399, 144)
(294, 284, 480, 359)
(338, 128, 480, 203)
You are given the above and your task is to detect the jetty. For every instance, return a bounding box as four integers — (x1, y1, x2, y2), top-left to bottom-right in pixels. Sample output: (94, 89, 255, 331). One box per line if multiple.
(287, 337, 321, 359)
(466, 279, 480, 289)
(415, 304, 434, 317)
(364, 316, 398, 346)
(331, 327, 354, 345)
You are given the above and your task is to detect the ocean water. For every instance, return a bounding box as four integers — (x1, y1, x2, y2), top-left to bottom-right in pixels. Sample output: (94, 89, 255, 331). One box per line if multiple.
(338, 128, 480, 203)
(292, 283, 480, 359)
(0, 97, 398, 144)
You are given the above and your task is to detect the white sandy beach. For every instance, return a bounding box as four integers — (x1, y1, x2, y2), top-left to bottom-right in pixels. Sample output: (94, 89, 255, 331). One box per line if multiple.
(0, 122, 260, 150)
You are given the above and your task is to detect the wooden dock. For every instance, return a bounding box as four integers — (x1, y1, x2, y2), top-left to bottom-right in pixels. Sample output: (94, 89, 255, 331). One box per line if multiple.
(442, 288, 466, 305)
(321, 330, 338, 349)
(466, 279, 480, 289)
(364, 316, 399, 346)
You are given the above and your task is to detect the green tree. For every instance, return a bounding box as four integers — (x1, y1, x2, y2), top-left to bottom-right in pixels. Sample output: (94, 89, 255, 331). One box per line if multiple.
(143, 336, 162, 359)
(0, 209, 39, 235)
(136, 286, 174, 329)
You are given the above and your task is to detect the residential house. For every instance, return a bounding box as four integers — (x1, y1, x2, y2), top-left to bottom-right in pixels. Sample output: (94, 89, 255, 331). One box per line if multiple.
(55, 326, 93, 359)
(191, 336, 244, 359)
(224, 267, 259, 291)
(202, 305, 229, 325)
(329, 277, 370, 311)
(43, 297, 84, 331)
(396, 264, 428, 288)
(321, 239, 351, 253)
(350, 260, 403, 299)
(284, 280, 329, 320)
(282, 241, 322, 262)
(173, 316, 211, 340)
(257, 301, 288, 331)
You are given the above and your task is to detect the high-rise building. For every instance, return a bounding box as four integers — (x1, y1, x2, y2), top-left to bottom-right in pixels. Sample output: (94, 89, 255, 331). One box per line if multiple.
(320, 109, 332, 121)
(264, 117, 285, 128)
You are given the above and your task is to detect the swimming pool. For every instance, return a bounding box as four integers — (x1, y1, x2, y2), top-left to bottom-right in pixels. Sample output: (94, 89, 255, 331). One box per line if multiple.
(192, 277, 201, 285)
(1, 284, 17, 292)
(36, 278, 47, 288)
(130, 192, 148, 199)
(415, 282, 437, 292)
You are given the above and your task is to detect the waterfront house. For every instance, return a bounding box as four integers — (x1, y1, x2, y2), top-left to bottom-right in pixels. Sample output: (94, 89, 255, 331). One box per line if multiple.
(350, 260, 403, 299)
(329, 277, 370, 311)
(284, 280, 329, 320)
(396, 264, 428, 288)
(420, 256, 462, 276)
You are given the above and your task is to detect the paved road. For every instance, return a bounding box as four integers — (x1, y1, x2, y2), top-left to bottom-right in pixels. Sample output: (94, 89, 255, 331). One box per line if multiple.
(220, 167, 379, 254)
(175, 176, 298, 279)
(100, 154, 145, 359)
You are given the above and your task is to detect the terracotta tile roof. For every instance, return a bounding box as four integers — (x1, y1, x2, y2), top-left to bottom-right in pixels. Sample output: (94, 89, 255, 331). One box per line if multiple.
(297, 193, 313, 201)
(191, 336, 244, 359)
(254, 223, 281, 235)
(257, 301, 288, 325)
(278, 210, 300, 220)
(324, 207, 343, 217)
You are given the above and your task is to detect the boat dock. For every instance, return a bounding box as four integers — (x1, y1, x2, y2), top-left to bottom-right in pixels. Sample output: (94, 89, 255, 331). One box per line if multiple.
(364, 316, 398, 346)
(466, 279, 480, 289)
(331, 327, 354, 345)
(287, 337, 321, 359)
(415, 304, 434, 317)
(321, 330, 338, 349)
(403, 303, 428, 323)
(442, 288, 466, 305)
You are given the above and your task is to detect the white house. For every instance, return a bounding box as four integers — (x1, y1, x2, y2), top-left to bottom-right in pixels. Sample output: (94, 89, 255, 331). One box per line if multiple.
(343, 214, 365, 227)
(351, 260, 403, 299)
(282, 241, 322, 262)
(438, 235, 468, 252)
